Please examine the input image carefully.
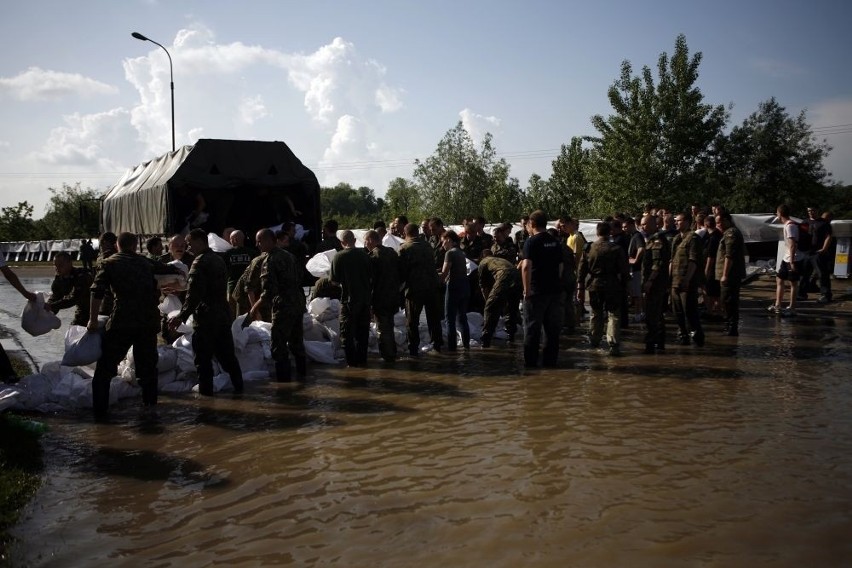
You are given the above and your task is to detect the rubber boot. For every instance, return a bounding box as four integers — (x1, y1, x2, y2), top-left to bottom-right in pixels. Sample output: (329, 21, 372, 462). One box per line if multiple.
(275, 358, 292, 382)
(294, 355, 307, 381)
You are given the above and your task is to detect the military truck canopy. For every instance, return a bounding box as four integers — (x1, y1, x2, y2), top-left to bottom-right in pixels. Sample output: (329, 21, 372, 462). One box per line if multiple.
(101, 138, 321, 243)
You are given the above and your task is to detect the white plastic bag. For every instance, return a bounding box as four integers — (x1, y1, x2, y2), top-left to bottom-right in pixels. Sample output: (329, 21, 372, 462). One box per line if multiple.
(231, 314, 249, 351)
(61, 325, 102, 366)
(158, 294, 182, 315)
(208, 232, 233, 253)
(306, 250, 336, 278)
(20, 292, 62, 337)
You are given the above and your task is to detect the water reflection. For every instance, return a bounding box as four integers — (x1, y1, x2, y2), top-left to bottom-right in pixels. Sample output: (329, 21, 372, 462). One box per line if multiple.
(6, 277, 852, 566)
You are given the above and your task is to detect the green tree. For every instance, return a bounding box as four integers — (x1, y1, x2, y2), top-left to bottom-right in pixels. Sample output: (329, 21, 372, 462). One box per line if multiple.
(320, 182, 382, 228)
(382, 177, 423, 222)
(0, 202, 37, 242)
(587, 34, 728, 214)
(414, 122, 488, 223)
(548, 136, 593, 217)
(38, 183, 102, 239)
(714, 97, 831, 213)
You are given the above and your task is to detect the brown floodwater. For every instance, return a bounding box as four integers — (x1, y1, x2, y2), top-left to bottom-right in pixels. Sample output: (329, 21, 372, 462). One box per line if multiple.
(7, 283, 852, 567)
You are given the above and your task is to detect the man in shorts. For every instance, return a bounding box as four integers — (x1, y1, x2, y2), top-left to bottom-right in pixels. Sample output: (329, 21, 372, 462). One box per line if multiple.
(769, 204, 803, 317)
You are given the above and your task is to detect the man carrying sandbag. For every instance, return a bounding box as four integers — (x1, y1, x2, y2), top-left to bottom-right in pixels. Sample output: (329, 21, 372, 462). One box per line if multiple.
(169, 229, 244, 396)
(46, 252, 92, 326)
(0, 257, 36, 384)
(87, 232, 161, 421)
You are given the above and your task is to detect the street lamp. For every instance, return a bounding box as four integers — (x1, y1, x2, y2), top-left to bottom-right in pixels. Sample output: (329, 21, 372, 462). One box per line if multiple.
(131, 31, 175, 152)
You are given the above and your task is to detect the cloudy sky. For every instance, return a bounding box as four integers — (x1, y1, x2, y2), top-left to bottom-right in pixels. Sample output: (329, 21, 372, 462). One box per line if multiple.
(1, 0, 850, 216)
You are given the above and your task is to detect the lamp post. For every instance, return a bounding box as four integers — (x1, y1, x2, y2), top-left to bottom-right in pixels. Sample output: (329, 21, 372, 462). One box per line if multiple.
(131, 31, 175, 152)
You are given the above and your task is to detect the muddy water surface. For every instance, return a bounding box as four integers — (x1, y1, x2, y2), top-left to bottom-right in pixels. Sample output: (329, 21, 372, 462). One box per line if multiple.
(5, 276, 852, 567)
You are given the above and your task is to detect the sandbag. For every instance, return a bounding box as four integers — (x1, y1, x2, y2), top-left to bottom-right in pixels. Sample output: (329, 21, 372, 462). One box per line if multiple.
(306, 250, 336, 278)
(304, 340, 342, 364)
(158, 294, 182, 315)
(20, 292, 62, 336)
(61, 326, 102, 367)
(208, 232, 233, 253)
(232, 314, 249, 350)
(0, 388, 21, 412)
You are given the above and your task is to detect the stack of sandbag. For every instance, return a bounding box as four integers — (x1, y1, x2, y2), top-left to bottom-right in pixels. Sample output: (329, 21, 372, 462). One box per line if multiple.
(304, 297, 344, 364)
(8, 361, 139, 412)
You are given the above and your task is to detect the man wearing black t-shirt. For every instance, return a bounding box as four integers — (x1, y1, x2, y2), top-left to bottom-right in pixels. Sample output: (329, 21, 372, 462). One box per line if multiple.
(521, 210, 563, 367)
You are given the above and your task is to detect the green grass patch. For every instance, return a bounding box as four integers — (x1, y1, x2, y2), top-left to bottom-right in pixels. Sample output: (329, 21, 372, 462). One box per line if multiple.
(0, 413, 44, 565)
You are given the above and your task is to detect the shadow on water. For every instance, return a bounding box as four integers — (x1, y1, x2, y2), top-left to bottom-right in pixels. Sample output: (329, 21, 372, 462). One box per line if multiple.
(274, 389, 416, 414)
(187, 404, 345, 432)
(334, 374, 476, 398)
(79, 445, 229, 489)
(624, 364, 747, 381)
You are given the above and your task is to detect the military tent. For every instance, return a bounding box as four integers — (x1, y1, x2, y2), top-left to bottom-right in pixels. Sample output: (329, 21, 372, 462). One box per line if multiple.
(101, 139, 321, 243)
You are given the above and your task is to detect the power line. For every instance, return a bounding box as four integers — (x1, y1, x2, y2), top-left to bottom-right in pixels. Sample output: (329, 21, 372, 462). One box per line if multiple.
(0, 122, 849, 179)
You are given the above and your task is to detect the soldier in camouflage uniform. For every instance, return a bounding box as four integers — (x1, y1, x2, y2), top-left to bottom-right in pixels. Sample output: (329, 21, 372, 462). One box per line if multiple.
(578, 222, 630, 355)
(87, 232, 162, 421)
(670, 212, 705, 346)
(477, 250, 522, 347)
(254, 228, 307, 382)
(46, 251, 92, 326)
(640, 215, 671, 353)
(398, 223, 443, 355)
(169, 229, 244, 396)
(224, 230, 258, 317)
(93, 232, 117, 317)
(460, 218, 487, 262)
(715, 212, 746, 336)
(331, 231, 373, 367)
(365, 229, 400, 363)
(237, 248, 270, 322)
(490, 224, 519, 263)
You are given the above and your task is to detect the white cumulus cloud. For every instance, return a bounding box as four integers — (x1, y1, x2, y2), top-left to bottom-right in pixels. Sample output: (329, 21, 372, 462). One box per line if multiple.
(0, 66, 118, 101)
(460, 108, 502, 145)
(34, 107, 137, 169)
(237, 95, 268, 126)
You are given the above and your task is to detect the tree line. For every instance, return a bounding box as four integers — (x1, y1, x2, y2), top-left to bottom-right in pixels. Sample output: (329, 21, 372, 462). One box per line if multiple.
(3, 35, 849, 242)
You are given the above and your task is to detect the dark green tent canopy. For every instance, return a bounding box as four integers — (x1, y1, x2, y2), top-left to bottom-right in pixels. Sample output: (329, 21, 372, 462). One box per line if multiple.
(101, 139, 321, 242)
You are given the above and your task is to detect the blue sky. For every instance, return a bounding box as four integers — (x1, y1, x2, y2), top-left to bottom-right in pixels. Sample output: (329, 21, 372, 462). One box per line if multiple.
(1, 0, 850, 216)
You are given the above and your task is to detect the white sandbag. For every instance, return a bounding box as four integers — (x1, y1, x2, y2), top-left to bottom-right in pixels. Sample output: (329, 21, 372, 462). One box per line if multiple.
(40, 361, 62, 381)
(158, 369, 177, 387)
(208, 232, 233, 253)
(168, 310, 194, 334)
(466, 258, 478, 276)
(382, 233, 404, 252)
(304, 340, 342, 364)
(0, 388, 21, 412)
(168, 259, 190, 275)
(232, 314, 250, 350)
(176, 349, 196, 374)
(20, 292, 62, 336)
(466, 312, 484, 341)
(155, 273, 187, 291)
(61, 326, 102, 366)
(306, 249, 336, 278)
(172, 333, 193, 350)
(246, 322, 271, 346)
(243, 370, 270, 381)
(110, 377, 139, 403)
(158, 294, 182, 315)
(308, 297, 332, 320)
(393, 310, 406, 327)
(10, 373, 58, 409)
(157, 345, 178, 372)
(303, 315, 332, 341)
(236, 342, 268, 373)
(161, 380, 196, 393)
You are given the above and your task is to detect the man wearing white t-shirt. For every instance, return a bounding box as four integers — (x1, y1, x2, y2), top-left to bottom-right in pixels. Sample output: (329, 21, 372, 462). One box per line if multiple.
(769, 204, 803, 316)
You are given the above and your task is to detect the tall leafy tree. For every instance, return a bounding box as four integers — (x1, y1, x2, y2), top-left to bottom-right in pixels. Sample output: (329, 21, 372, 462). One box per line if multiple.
(382, 177, 423, 222)
(38, 182, 102, 239)
(587, 35, 728, 214)
(715, 97, 832, 213)
(320, 182, 382, 228)
(414, 122, 490, 223)
(0, 201, 37, 241)
(548, 136, 593, 217)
